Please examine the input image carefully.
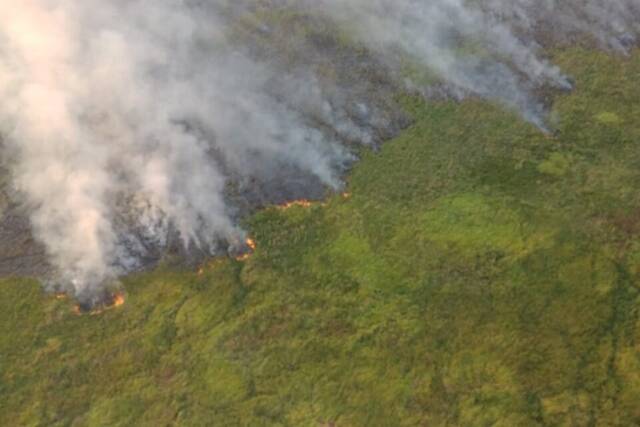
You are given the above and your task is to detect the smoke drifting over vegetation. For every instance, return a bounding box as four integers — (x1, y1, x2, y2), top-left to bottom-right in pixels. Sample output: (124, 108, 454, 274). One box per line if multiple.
(0, 0, 637, 301)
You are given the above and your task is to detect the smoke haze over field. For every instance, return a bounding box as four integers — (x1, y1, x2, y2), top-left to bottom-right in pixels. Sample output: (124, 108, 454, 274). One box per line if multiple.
(0, 0, 637, 301)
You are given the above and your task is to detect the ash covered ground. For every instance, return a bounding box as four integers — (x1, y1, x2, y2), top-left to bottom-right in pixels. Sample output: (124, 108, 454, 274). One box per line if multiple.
(0, 7, 410, 289)
(4, 2, 640, 424)
(0, 1, 637, 303)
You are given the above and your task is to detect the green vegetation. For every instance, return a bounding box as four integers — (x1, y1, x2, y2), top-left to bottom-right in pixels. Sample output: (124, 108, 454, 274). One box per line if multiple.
(2, 49, 640, 426)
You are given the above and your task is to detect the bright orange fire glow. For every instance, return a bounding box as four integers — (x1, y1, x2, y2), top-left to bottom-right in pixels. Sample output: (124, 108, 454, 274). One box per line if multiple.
(112, 293, 125, 307)
(235, 238, 256, 261)
(246, 238, 257, 250)
(277, 199, 313, 210)
(73, 292, 125, 316)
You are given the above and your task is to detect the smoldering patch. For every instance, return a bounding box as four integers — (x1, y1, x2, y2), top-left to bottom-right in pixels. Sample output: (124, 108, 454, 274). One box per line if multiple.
(73, 289, 126, 315)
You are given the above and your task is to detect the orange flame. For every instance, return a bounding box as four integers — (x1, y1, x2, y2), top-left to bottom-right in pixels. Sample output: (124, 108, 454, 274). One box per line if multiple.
(235, 238, 256, 261)
(73, 292, 125, 316)
(112, 293, 125, 307)
(246, 238, 257, 250)
(277, 199, 313, 210)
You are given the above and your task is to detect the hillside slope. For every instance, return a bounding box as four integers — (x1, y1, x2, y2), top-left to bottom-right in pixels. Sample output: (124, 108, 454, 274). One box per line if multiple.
(2, 49, 640, 426)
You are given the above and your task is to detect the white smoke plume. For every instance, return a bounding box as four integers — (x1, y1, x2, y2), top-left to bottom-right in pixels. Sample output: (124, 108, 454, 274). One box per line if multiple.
(0, 1, 354, 301)
(0, 0, 637, 302)
(481, 0, 640, 53)
(304, 0, 636, 127)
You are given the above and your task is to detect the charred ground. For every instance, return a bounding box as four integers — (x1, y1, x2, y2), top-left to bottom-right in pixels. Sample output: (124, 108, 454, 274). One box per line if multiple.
(0, 7, 410, 288)
(2, 47, 640, 425)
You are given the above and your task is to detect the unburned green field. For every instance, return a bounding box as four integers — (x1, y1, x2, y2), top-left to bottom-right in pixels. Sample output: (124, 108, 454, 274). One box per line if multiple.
(1, 49, 640, 426)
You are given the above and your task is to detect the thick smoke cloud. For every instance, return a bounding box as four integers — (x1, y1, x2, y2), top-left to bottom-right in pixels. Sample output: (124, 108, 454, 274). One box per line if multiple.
(0, 0, 637, 302)
(0, 1, 354, 301)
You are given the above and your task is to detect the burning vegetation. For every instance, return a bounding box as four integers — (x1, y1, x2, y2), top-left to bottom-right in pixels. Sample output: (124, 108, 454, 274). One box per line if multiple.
(276, 199, 314, 210)
(232, 198, 328, 261)
(235, 238, 257, 261)
(246, 238, 257, 251)
(73, 291, 126, 316)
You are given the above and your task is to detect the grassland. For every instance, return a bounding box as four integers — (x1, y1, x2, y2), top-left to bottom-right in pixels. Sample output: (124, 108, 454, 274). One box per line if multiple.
(2, 48, 640, 426)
